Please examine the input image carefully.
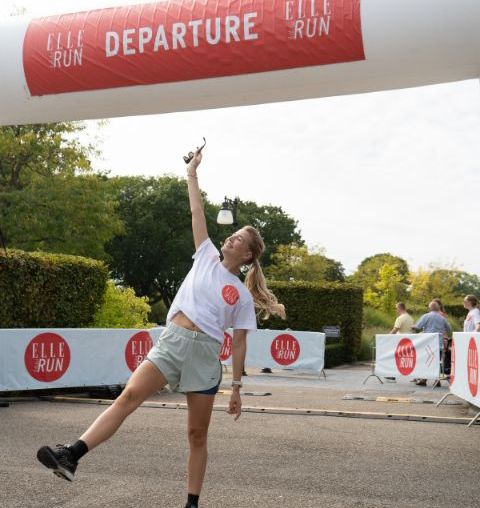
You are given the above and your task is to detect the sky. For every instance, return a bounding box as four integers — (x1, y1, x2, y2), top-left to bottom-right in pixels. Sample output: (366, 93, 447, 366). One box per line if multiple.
(2, 1, 480, 275)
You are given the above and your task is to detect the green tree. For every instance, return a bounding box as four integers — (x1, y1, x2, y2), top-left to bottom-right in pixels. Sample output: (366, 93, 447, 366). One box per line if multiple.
(364, 263, 407, 313)
(235, 200, 303, 267)
(265, 243, 345, 282)
(0, 123, 122, 258)
(349, 253, 409, 306)
(409, 266, 477, 310)
(93, 281, 151, 328)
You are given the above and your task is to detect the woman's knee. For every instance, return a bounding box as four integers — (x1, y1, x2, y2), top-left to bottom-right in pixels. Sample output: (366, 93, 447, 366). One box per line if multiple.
(188, 426, 208, 448)
(115, 386, 144, 413)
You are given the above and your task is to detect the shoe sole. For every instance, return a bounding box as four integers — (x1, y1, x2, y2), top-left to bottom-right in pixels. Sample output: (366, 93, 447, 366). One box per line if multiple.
(36, 446, 74, 482)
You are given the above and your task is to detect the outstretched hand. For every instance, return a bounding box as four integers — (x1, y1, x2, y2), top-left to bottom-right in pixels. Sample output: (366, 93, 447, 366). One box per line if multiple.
(188, 148, 203, 171)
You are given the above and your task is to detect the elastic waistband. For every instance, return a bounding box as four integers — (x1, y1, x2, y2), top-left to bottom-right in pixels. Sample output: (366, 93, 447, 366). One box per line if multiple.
(166, 321, 214, 342)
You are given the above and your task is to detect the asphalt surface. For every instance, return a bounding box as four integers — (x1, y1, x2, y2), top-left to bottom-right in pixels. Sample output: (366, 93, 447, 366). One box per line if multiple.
(1, 364, 479, 508)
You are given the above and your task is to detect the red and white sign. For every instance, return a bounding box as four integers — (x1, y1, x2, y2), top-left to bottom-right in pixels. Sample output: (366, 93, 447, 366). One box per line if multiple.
(24, 332, 71, 382)
(394, 338, 416, 376)
(467, 337, 478, 397)
(0, 327, 163, 391)
(220, 331, 233, 361)
(449, 333, 480, 408)
(221, 328, 324, 372)
(125, 330, 154, 372)
(270, 333, 300, 366)
(375, 334, 440, 380)
(22, 0, 365, 96)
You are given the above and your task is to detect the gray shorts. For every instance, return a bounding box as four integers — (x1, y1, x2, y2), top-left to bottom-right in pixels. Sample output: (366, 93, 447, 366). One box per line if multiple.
(146, 322, 222, 393)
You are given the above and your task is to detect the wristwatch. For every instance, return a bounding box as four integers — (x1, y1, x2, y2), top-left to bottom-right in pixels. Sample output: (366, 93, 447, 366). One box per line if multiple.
(231, 380, 243, 388)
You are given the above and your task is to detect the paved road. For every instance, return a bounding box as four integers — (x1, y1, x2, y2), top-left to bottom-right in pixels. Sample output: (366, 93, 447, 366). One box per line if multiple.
(2, 365, 479, 508)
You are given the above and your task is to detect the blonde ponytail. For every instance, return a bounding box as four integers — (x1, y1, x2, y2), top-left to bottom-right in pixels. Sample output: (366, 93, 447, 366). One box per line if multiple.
(243, 226, 286, 320)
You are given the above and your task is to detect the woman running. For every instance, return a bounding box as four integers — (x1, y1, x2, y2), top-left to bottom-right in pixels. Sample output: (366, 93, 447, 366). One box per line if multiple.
(36, 147, 285, 508)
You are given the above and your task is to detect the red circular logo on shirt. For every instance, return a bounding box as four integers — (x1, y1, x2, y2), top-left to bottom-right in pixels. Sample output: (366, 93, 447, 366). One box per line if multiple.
(220, 332, 233, 361)
(395, 338, 416, 376)
(125, 331, 153, 372)
(467, 337, 478, 397)
(270, 334, 300, 366)
(24, 332, 71, 382)
(449, 338, 455, 385)
(222, 285, 240, 305)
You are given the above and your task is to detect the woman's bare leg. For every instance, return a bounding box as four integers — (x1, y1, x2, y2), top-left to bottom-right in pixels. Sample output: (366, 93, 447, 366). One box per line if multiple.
(79, 361, 168, 450)
(186, 392, 215, 495)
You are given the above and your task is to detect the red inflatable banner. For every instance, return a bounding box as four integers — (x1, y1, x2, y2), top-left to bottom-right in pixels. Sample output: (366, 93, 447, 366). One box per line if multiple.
(23, 0, 364, 96)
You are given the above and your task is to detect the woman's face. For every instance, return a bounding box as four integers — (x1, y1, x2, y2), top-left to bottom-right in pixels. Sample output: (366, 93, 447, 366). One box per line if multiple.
(464, 298, 473, 310)
(221, 228, 253, 264)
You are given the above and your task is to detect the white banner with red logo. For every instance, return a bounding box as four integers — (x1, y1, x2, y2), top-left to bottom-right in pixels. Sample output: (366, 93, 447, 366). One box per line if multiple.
(449, 333, 480, 408)
(374, 334, 440, 380)
(220, 329, 325, 372)
(0, 327, 164, 391)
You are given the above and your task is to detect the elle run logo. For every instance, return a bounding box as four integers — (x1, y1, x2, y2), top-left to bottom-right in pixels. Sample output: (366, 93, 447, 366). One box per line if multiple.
(46, 30, 84, 69)
(125, 331, 153, 372)
(24, 333, 71, 382)
(286, 0, 332, 40)
(395, 338, 416, 376)
(270, 334, 300, 366)
(220, 332, 233, 361)
(467, 337, 478, 397)
(222, 285, 240, 305)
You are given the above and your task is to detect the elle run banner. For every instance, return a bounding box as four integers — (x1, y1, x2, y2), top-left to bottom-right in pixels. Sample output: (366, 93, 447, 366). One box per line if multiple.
(22, 0, 365, 96)
(374, 334, 440, 380)
(449, 333, 480, 408)
(0, 328, 164, 391)
(220, 329, 326, 372)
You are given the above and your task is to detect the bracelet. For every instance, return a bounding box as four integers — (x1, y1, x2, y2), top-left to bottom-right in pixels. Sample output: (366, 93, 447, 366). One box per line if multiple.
(187, 173, 198, 179)
(231, 380, 243, 388)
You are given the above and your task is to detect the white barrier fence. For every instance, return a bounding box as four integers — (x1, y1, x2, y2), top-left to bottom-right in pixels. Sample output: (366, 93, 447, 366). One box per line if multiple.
(0, 328, 164, 391)
(220, 329, 325, 373)
(448, 333, 480, 410)
(374, 333, 441, 380)
(0, 327, 325, 391)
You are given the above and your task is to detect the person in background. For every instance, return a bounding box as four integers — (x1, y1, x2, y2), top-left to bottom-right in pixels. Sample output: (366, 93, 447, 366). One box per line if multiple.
(412, 300, 452, 387)
(385, 302, 414, 382)
(433, 298, 451, 375)
(390, 302, 414, 334)
(463, 295, 480, 332)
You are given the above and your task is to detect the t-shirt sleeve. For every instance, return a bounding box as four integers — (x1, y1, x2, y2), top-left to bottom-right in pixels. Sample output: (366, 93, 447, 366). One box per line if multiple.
(232, 299, 257, 332)
(474, 309, 480, 326)
(394, 317, 401, 329)
(192, 238, 220, 261)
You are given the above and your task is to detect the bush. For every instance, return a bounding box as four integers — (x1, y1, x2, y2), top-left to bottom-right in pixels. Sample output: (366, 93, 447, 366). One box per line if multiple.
(92, 281, 151, 328)
(0, 249, 108, 327)
(262, 281, 363, 362)
(325, 343, 346, 368)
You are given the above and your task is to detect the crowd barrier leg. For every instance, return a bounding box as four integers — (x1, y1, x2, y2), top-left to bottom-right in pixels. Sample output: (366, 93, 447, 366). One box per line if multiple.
(362, 345, 383, 385)
(318, 369, 327, 380)
(432, 346, 445, 389)
(435, 392, 455, 407)
(467, 410, 480, 428)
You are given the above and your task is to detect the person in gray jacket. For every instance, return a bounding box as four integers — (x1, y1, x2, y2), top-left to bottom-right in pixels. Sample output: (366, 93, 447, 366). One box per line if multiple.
(412, 300, 452, 386)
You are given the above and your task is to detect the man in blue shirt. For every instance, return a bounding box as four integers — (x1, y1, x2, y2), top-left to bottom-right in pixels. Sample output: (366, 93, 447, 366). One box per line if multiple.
(412, 300, 452, 386)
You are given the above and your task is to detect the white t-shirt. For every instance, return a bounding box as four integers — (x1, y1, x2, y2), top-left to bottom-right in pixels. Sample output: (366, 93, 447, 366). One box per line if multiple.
(464, 307, 480, 332)
(167, 238, 257, 342)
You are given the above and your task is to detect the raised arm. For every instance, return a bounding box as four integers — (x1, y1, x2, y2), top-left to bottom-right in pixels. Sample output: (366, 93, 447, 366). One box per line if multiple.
(186, 149, 208, 249)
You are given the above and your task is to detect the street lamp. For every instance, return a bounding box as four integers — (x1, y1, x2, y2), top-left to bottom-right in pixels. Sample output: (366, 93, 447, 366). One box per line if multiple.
(217, 196, 239, 226)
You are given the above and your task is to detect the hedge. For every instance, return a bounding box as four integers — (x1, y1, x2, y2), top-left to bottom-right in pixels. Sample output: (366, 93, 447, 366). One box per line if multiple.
(0, 249, 108, 328)
(261, 281, 363, 362)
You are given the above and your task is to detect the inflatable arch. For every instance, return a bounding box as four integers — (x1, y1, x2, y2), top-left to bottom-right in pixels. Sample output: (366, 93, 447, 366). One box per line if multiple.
(1, 0, 479, 126)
